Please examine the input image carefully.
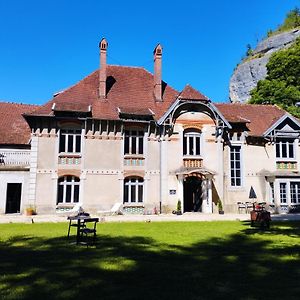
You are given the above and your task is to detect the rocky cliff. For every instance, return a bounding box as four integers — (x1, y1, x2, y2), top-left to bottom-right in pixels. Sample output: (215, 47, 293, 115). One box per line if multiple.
(229, 28, 300, 103)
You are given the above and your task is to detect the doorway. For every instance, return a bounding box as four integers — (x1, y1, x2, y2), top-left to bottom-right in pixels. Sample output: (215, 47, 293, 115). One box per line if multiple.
(5, 183, 22, 214)
(183, 176, 202, 212)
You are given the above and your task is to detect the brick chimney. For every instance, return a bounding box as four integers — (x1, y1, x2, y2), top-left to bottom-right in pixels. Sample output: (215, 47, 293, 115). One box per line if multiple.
(153, 44, 162, 101)
(99, 38, 108, 99)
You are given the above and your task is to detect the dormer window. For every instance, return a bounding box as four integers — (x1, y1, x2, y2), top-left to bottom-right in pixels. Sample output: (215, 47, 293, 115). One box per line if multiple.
(183, 129, 202, 156)
(276, 138, 295, 160)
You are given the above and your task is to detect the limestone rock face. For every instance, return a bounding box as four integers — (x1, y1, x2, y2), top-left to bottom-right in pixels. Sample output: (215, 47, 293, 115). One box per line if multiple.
(229, 29, 300, 103)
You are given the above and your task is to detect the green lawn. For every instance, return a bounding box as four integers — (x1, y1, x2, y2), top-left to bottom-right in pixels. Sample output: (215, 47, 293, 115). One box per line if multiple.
(0, 221, 300, 300)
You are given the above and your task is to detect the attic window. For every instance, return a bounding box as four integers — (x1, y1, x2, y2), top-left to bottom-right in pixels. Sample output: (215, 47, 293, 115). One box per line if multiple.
(157, 49, 161, 54)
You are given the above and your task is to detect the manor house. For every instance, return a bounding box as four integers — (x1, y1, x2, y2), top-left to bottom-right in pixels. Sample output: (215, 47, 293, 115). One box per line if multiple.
(1, 39, 300, 215)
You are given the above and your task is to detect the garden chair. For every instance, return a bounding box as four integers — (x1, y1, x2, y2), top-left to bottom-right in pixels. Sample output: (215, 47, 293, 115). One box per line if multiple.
(79, 217, 99, 246)
(237, 202, 246, 213)
(97, 202, 123, 216)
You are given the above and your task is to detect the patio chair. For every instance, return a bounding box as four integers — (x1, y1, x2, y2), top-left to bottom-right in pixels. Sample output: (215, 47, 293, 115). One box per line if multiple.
(56, 202, 84, 215)
(237, 202, 246, 214)
(97, 202, 123, 216)
(79, 217, 99, 245)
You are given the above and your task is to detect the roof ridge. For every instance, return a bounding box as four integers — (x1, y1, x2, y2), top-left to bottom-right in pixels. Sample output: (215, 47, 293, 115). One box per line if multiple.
(0, 101, 39, 107)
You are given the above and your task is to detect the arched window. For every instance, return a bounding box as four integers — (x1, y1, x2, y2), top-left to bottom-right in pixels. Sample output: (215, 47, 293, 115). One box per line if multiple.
(183, 129, 202, 156)
(123, 177, 144, 203)
(57, 176, 80, 204)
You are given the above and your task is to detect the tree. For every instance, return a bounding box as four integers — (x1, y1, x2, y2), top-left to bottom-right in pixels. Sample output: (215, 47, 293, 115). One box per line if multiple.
(249, 38, 300, 117)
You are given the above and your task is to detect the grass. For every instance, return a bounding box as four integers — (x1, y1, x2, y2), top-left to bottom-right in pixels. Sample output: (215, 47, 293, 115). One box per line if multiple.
(1, 220, 300, 300)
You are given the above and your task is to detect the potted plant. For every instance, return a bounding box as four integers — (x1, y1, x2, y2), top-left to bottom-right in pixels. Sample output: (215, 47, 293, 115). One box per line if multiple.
(25, 205, 36, 216)
(176, 200, 182, 215)
(217, 200, 224, 214)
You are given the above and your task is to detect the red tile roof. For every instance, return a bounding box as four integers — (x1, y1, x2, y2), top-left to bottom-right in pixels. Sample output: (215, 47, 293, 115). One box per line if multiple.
(0, 102, 39, 145)
(216, 103, 286, 136)
(179, 84, 209, 101)
(27, 65, 180, 121)
(22, 64, 289, 138)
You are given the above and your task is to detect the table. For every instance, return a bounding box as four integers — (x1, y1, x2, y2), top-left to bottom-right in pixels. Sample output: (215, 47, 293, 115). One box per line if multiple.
(67, 214, 92, 245)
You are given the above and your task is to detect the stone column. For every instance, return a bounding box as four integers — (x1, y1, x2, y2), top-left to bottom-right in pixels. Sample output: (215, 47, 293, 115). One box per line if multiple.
(27, 135, 39, 208)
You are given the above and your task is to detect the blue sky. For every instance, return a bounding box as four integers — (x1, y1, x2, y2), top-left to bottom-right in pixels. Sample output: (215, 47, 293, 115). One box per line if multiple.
(0, 0, 299, 105)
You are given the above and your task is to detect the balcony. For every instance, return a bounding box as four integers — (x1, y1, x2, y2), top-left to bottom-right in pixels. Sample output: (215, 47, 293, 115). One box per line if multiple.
(58, 153, 81, 165)
(0, 150, 30, 168)
(276, 161, 297, 170)
(183, 158, 203, 168)
(124, 155, 145, 167)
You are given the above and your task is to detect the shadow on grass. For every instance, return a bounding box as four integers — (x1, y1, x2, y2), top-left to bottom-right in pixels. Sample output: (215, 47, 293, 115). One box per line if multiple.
(1, 223, 300, 300)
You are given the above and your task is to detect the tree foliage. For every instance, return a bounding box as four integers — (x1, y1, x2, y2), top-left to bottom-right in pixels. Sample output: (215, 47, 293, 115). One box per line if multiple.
(249, 37, 300, 117)
(267, 7, 300, 37)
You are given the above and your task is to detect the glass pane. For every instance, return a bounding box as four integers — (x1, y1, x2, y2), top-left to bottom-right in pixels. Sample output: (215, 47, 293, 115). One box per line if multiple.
(67, 176, 72, 182)
(196, 137, 200, 155)
(282, 143, 287, 158)
(132, 137, 136, 154)
(236, 179, 241, 186)
(183, 136, 187, 155)
(289, 143, 294, 158)
(124, 136, 129, 154)
(74, 185, 79, 203)
(123, 185, 128, 203)
(57, 185, 63, 204)
(67, 135, 73, 153)
(231, 178, 235, 186)
(59, 134, 66, 153)
(189, 137, 193, 155)
(76, 135, 81, 153)
(139, 137, 143, 155)
(276, 143, 280, 157)
(138, 185, 143, 202)
(66, 185, 72, 203)
(131, 185, 136, 203)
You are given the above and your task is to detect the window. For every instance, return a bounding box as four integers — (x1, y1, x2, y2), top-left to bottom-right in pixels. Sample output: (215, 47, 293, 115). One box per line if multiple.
(230, 146, 241, 187)
(279, 182, 287, 204)
(183, 130, 201, 156)
(123, 177, 144, 203)
(290, 182, 300, 204)
(276, 138, 295, 159)
(57, 176, 80, 204)
(59, 129, 81, 153)
(124, 130, 144, 155)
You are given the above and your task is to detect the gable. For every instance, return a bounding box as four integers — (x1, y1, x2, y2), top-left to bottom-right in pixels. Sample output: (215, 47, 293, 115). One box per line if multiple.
(264, 114, 300, 138)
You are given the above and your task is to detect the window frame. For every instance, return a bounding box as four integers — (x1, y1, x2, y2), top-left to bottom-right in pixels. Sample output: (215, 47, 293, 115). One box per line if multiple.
(229, 145, 242, 187)
(59, 129, 82, 154)
(57, 175, 80, 204)
(275, 138, 295, 161)
(124, 129, 144, 156)
(183, 129, 202, 157)
(123, 177, 144, 204)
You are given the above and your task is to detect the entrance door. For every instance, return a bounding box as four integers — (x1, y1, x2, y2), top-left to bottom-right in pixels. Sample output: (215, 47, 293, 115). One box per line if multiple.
(183, 177, 202, 212)
(5, 183, 22, 214)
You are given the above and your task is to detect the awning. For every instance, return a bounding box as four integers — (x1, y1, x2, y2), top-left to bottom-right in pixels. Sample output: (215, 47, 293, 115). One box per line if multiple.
(174, 167, 216, 179)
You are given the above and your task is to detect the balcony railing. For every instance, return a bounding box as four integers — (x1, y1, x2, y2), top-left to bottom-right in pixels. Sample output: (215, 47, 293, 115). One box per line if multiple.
(183, 158, 203, 168)
(0, 150, 30, 167)
(58, 153, 81, 165)
(276, 161, 297, 170)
